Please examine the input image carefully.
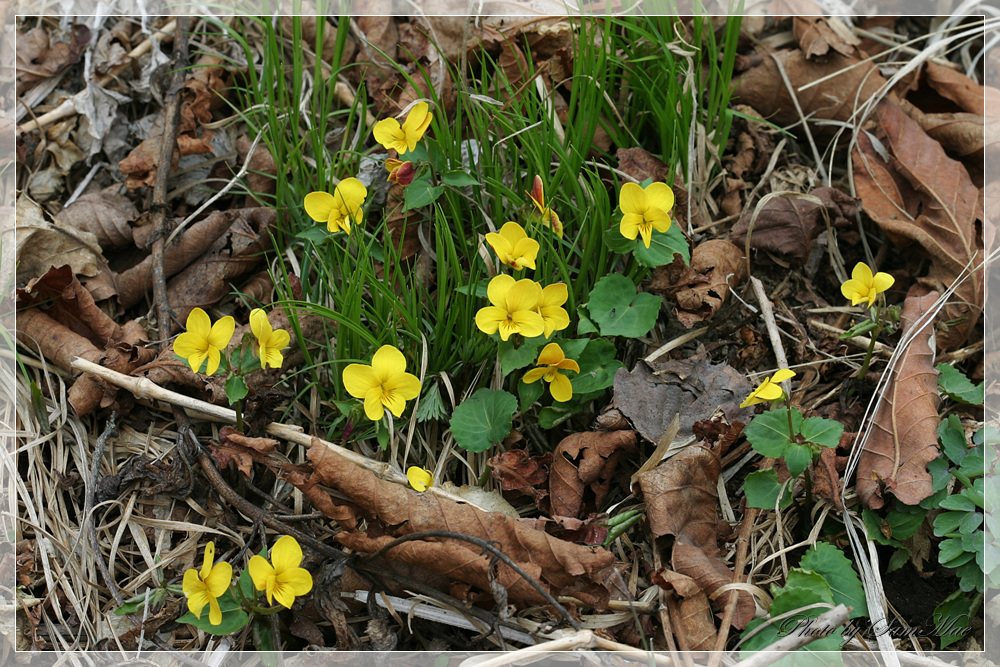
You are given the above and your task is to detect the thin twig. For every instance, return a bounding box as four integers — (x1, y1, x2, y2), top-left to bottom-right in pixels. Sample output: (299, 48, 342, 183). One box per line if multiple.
(749, 277, 792, 394)
(734, 604, 851, 667)
(709, 505, 761, 661)
(151, 17, 190, 342)
(360, 530, 582, 631)
(86, 414, 122, 605)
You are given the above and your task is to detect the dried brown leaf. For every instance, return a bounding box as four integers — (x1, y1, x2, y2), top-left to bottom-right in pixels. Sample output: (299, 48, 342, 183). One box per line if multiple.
(852, 101, 983, 349)
(638, 446, 754, 629)
(301, 442, 616, 608)
(650, 239, 746, 328)
(16, 25, 90, 95)
(614, 359, 755, 442)
(16, 196, 105, 285)
(488, 449, 552, 502)
(236, 134, 277, 200)
(652, 569, 717, 651)
(793, 16, 859, 60)
(729, 187, 860, 264)
(54, 186, 137, 250)
(921, 61, 996, 115)
(857, 291, 942, 509)
(549, 430, 636, 519)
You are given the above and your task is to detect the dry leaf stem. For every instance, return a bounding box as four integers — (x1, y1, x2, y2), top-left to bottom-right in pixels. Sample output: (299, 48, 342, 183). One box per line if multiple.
(151, 17, 190, 344)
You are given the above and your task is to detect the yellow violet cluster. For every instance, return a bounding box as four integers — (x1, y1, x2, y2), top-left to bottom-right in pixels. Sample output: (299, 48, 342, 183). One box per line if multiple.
(342, 345, 423, 421)
(303, 102, 433, 235)
(618, 181, 675, 249)
(841, 262, 894, 307)
(182, 542, 232, 625)
(175, 308, 236, 376)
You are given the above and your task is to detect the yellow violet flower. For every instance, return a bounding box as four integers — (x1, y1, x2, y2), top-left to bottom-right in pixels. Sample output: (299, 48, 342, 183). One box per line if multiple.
(342, 345, 422, 421)
(528, 175, 563, 238)
(173, 308, 236, 376)
(385, 158, 416, 186)
(619, 181, 674, 249)
(537, 283, 570, 338)
(523, 343, 580, 402)
(249, 309, 291, 370)
(475, 274, 545, 341)
(740, 369, 796, 408)
(304, 177, 367, 235)
(407, 466, 433, 492)
(485, 222, 539, 271)
(248, 535, 313, 609)
(841, 262, 894, 307)
(182, 541, 233, 625)
(372, 102, 433, 155)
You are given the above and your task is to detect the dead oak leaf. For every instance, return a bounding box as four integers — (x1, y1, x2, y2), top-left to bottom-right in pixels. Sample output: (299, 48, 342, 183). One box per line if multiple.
(793, 16, 860, 60)
(857, 291, 942, 509)
(488, 449, 552, 502)
(650, 239, 747, 328)
(852, 100, 983, 349)
(549, 430, 637, 519)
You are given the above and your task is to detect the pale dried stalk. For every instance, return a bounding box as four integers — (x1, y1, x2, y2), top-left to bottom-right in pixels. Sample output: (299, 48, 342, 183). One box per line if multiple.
(460, 629, 674, 667)
(734, 604, 850, 667)
(69, 357, 473, 507)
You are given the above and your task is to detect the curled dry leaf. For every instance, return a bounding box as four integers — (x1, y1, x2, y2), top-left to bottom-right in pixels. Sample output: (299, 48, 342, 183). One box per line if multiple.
(852, 101, 983, 350)
(116, 208, 251, 308)
(650, 239, 747, 328)
(488, 449, 552, 503)
(119, 116, 214, 190)
(211, 425, 279, 478)
(297, 441, 616, 608)
(549, 430, 637, 519)
(236, 134, 277, 200)
(54, 186, 138, 250)
(733, 50, 892, 136)
(16, 24, 90, 96)
(638, 445, 754, 629)
(793, 16, 860, 60)
(728, 187, 860, 264)
(164, 208, 275, 329)
(811, 441, 848, 511)
(651, 569, 717, 651)
(614, 358, 755, 443)
(15, 196, 105, 286)
(857, 291, 942, 509)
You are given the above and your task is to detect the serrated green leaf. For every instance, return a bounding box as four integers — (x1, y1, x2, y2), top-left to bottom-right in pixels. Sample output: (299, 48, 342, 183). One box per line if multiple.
(225, 375, 249, 405)
(745, 408, 801, 458)
(744, 469, 793, 509)
(955, 560, 984, 593)
(940, 494, 976, 512)
(800, 417, 843, 449)
(958, 447, 984, 479)
(587, 274, 661, 338)
(784, 443, 813, 477)
(936, 363, 984, 405)
(441, 170, 479, 187)
(498, 338, 543, 377)
(415, 382, 449, 423)
(938, 414, 968, 467)
(935, 592, 973, 648)
(449, 389, 517, 452)
(799, 542, 869, 619)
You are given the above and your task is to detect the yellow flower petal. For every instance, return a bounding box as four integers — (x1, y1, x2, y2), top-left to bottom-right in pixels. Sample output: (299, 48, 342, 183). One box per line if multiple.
(385, 371, 422, 401)
(208, 596, 222, 625)
(638, 221, 654, 249)
(203, 561, 233, 598)
(485, 232, 514, 263)
(509, 310, 545, 339)
(557, 358, 581, 373)
(549, 372, 573, 402)
(364, 387, 386, 421)
(304, 192, 336, 223)
(186, 590, 210, 619)
(370, 345, 408, 384)
(336, 177, 368, 210)
(373, 118, 405, 152)
(619, 212, 643, 241)
(486, 274, 516, 307)
(619, 182, 645, 215)
(207, 315, 236, 351)
(644, 182, 675, 213)
(644, 206, 672, 233)
(522, 367, 548, 384)
(279, 567, 313, 597)
(182, 568, 203, 597)
(872, 271, 894, 295)
(248, 555, 275, 592)
(771, 369, 796, 383)
(186, 307, 212, 340)
(537, 342, 565, 366)
(852, 262, 873, 284)
(173, 332, 206, 370)
(343, 364, 380, 399)
(407, 466, 433, 491)
(205, 347, 222, 376)
(271, 535, 303, 573)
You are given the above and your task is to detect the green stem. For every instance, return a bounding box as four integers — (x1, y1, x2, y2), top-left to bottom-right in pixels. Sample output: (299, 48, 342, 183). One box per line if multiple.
(235, 399, 244, 432)
(786, 401, 796, 442)
(856, 304, 885, 383)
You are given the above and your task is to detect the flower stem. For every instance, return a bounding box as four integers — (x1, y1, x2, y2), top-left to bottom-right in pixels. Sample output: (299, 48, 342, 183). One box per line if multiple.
(856, 303, 885, 383)
(786, 401, 796, 443)
(235, 399, 243, 432)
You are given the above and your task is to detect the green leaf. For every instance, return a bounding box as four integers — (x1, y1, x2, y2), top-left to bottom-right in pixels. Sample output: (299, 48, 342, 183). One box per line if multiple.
(254, 614, 280, 657)
(958, 446, 984, 479)
(744, 408, 801, 458)
(498, 338, 543, 377)
(927, 457, 952, 493)
(940, 494, 976, 512)
(404, 176, 444, 211)
(934, 592, 972, 648)
(602, 226, 636, 253)
(799, 542, 869, 619)
(114, 588, 167, 615)
(784, 444, 813, 477)
(538, 404, 574, 429)
(455, 280, 489, 298)
(449, 389, 517, 453)
(800, 417, 843, 449)
(959, 511, 983, 534)
(632, 224, 691, 267)
(883, 504, 928, 541)
(955, 560, 984, 593)
(933, 511, 965, 537)
(744, 470, 793, 509)
(225, 375, 249, 405)
(740, 570, 840, 655)
(586, 274, 661, 338)
(936, 363, 984, 405)
(887, 548, 910, 573)
(517, 377, 544, 411)
(938, 538, 974, 567)
(295, 226, 330, 243)
(441, 170, 479, 187)
(415, 382, 449, 423)
(938, 414, 968, 467)
(576, 306, 598, 335)
(176, 591, 250, 635)
(863, 509, 901, 547)
(839, 318, 879, 339)
(237, 561, 256, 601)
(571, 338, 622, 394)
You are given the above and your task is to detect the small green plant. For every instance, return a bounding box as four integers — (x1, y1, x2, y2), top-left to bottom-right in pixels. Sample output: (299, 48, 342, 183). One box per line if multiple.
(739, 542, 867, 655)
(740, 370, 843, 510)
